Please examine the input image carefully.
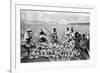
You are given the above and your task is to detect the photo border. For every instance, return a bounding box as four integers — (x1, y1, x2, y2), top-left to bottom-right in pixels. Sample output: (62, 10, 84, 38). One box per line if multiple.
(11, 3, 96, 73)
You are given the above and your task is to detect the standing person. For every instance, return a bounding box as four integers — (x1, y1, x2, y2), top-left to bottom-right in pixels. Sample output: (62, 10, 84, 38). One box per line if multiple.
(39, 29, 47, 43)
(63, 27, 71, 47)
(75, 32, 82, 44)
(70, 27, 75, 39)
(64, 27, 71, 42)
(74, 32, 82, 51)
(65, 27, 70, 37)
(80, 34, 89, 59)
(23, 30, 33, 58)
(51, 28, 58, 44)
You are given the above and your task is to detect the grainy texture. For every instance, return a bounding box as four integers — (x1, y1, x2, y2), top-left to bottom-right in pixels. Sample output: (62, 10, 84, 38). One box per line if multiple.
(20, 9, 90, 63)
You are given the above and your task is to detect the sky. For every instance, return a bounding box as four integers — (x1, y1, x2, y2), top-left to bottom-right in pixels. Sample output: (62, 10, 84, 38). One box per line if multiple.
(21, 9, 90, 24)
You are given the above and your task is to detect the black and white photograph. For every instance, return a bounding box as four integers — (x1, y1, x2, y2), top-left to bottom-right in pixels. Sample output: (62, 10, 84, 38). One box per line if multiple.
(20, 9, 90, 63)
(8, 0, 98, 72)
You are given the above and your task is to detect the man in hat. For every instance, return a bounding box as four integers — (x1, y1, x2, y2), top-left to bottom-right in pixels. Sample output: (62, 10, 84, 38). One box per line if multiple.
(23, 30, 33, 58)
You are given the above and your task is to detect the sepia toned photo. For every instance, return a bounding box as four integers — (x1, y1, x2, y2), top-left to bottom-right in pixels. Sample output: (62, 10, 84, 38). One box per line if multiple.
(20, 9, 90, 63)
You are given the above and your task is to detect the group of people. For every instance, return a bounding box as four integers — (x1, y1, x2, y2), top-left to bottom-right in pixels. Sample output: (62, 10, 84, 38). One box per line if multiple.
(21, 26, 90, 61)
